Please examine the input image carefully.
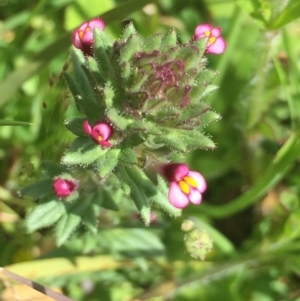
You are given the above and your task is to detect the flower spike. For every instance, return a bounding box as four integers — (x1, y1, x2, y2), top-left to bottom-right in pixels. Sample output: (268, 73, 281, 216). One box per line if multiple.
(162, 163, 207, 209)
(83, 121, 113, 147)
(193, 23, 226, 54)
(73, 18, 105, 56)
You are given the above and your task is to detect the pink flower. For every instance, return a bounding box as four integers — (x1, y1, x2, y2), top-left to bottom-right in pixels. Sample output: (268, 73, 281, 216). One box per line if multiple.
(53, 177, 78, 198)
(83, 121, 113, 147)
(162, 163, 207, 209)
(72, 18, 105, 56)
(193, 24, 226, 54)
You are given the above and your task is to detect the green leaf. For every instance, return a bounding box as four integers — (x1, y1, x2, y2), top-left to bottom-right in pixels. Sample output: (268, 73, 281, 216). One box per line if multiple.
(200, 111, 221, 127)
(64, 117, 86, 136)
(122, 22, 137, 40)
(103, 82, 115, 109)
(97, 228, 164, 252)
(20, 179, 53, 199)
(143, 33, 163, 52)
(97, 148, 120, 178)
(62, 136, 108, 166)
(151, 175, 181, 218)
(63, 72, 83, 112)
(161, 29, 177, 50)
(93, 28, 114, 79)
(41, 161, 65, 178)
(82, 190, 103, 234)
(270, 0, 300, 29)
(102, 188, 119, 211)
(119, 146, 138, 165)
(0, 120, 33, 126)
(81, 204, 100, 234)
(200, 132, 300, 218)
(125, 166, 157, 198)
(26, 199, 66, 232)
(106, 108, 133, 130)
(175, 102, 211, 126)
(117, 165, 151, 225)
(71, 49, 102, 121)
(120, 34, 142, 62)
(55, 214, 81, 246)
(154, 128, 215, 152)
(55, 195, 93, 245)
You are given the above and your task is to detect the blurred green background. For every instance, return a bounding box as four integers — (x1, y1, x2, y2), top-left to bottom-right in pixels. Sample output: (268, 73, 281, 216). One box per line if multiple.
(1, 0, 300, 300)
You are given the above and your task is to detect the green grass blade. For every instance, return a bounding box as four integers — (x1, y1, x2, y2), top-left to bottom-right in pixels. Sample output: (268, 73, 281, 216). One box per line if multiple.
(200, 132, 300, 218)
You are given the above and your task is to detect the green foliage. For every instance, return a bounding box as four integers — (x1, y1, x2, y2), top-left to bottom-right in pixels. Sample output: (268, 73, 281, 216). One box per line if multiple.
(2, 0, 300, 301)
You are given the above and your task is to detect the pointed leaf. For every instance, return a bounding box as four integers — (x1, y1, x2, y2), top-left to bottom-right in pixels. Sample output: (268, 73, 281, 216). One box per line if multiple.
(102, 189, 119, 211)
(41, 161, 65, 178)
(122, 22, 137, 40)
(55, 195, 93, 245)
(62, 136, 108, 166)
(20, 179, 53, 199)
(97, 148, 120, 178)
(161, 29, 177, 50)
(93, 28, 114, 79)
(117, 165, 151, 225)
(64, 117, 86, 136)
(106, 108, 133, 130)
(26, 199, 66, 232)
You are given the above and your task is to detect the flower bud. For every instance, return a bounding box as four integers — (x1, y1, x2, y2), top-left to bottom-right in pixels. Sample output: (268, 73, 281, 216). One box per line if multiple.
(53, 177, 78, 198)
(73, 18, 105, 56)
(184, 229, 213, 260)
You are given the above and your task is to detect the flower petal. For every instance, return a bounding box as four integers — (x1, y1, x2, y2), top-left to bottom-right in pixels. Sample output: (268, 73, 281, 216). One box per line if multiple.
(210, 27, 221, 37)
(188, 171, 207, 193)
(188, 188, 202, 205)
(81, 30, 94, 45)
(88, 18, 105, 30)
(83, 121, 92, 135)
(72, 31, 82, 48)
(194, 24, 212, 39)
(93, 122, 113, 140)
(168, 182, 189, 209)
(207, 37, 226, 54)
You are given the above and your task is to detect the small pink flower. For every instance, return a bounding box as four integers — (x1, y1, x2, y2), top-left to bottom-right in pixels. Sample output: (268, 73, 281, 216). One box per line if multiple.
(193, 23, 226, 54)
(83, 121, 113, 147)
(53, 177, 78, 198)
(73, 18, 105, 56)
(162, 163, 207, 209)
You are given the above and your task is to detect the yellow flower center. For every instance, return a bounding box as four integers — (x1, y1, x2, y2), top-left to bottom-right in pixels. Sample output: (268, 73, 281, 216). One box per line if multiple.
(183, 176, 197, 187)
(209, 36, 216, 45)
(179, 180, 189, 194)
(205, 30, 211, 37)
(179, 176, 197, 195)
(97, 135, 103, 142)
(79, 27, 90, 39)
